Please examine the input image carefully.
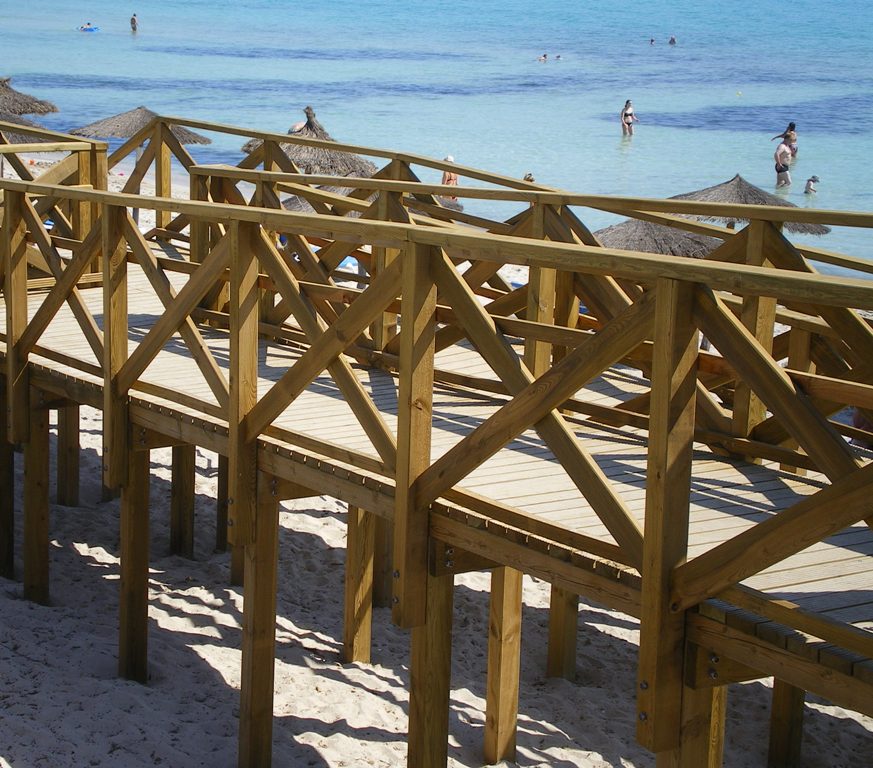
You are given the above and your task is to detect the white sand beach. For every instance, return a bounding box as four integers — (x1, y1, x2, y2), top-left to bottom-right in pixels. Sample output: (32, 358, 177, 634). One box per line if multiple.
(1, 406, 872, 767)
(1, 158, 872, 768)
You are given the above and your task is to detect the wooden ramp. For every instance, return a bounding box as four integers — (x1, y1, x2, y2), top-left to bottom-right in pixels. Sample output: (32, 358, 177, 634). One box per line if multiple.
(1, 124, 872, 767)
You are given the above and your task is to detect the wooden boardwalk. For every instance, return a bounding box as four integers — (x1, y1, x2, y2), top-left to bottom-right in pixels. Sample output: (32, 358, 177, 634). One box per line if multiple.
(2, 114, 873, 767)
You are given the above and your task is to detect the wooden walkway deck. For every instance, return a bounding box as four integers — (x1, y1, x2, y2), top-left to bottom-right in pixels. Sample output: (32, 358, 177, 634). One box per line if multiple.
(7, 267, 872, 669)
(2, 117, 873, 766)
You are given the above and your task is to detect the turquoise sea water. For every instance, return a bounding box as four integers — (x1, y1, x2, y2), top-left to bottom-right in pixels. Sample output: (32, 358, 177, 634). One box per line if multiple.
(2, 0, 873, 273)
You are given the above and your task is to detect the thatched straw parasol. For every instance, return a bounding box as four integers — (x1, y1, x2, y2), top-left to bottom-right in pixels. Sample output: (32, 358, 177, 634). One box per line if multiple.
(670, 174, 830, 235)
(0, 77, 58, 115)
(0, 112, 50, 145)
(243, 106, 377, 177)
(595, 218, 721, 259)
(69, 106, 211, 145)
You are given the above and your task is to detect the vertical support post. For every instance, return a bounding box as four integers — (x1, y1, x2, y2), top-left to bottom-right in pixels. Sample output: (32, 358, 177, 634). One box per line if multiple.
(170, 444, 196, 557)
(91, 145, 108, 252)
(408, 571, 454, 768)
(637, 278, 699, 753)
(189, 174, 209, 265)
(23, 389, 49, 605)
(103, 205, 129, 490)
(546, 585, 579, 679)
(484, 567, 523, 764)
(392, 242, 437, 629)
(228, 221, 259, 548)
(732, 220, 776, 447)
(73, 150, 92, 239)
(56, 404, 80, 506)
(216, 453, 229, 551)
(677, 683, 727, 767)
(5, 189, 30, 443)
(768, 680, 804, 768)
(343, 504, 375, 663)
(119, 446, 150, 682)
(154, 123, 172, 229)
(218, 453, 246, 586)
(780, 329, 814, 474)
(238, 471, 280, 768)
(371, 515, 394, 607)
(0, 376, 13, 579)
(370, 186, 400, 349)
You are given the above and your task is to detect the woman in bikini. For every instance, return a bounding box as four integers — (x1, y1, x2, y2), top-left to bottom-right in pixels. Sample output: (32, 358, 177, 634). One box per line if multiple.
(620, 100, 639, 135)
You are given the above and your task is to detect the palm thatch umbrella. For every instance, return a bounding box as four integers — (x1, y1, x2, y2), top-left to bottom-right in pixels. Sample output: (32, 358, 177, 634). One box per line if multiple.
(0, 112, 49, 144)
(69, 106, 211, 145)
(595, 218, 721, 259)
(670, 174, 830, 235)
(0, 113, 54, 177)
(0, 77, 58, 115)
(242, 106, 377, 177)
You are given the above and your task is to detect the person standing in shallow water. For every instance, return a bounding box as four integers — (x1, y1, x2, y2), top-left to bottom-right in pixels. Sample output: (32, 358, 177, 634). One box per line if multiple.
(620, 100, 639, 135)
(130, 13, 138, 32)
(774, 138, 792, 186)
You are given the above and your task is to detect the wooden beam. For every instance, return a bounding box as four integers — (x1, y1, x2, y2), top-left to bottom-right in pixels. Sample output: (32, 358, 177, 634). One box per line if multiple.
(155, 124, 172, 229)
(427, 253, 646, 566)
(56, 404, 80, 506)
(768, 679, 804, 768)
(170, 444, 196, 558)
(483, 566, 523, 764)
(372, 515, 394, 608)
(637, 278, 699, 752)
(228, 222, 260, 546)
(687, 614, 873, 718)
(123, 216, 229, 408)
(251, 233, 399, 467)
(694, 286, 860, 481)
(23, 389, 50, 605)
(392, 243, 437, 629)
(343, 505, 374, 664)
(5, 190, 30, 443)
(547, 586, 579, 679)
(0, 376, 13, 579)
(117, 234, 232, 395)
(732, 221, 776, 449)
(119, 447, 150, 682)
(217, 453, 229, 552)
(238, 471, 280, 768)
(673, 683, 727, 767)
(102, 205, 129, 490)
(407, 571, 454, 768)
(672, 460, 873, 613)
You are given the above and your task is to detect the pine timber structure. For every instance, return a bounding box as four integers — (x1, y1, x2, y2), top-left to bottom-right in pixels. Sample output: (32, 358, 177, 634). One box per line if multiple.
(1, 115, 873, 767)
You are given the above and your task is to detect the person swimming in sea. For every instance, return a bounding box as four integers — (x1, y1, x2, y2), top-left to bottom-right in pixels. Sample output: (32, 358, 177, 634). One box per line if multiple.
(620, 99, 639, 135)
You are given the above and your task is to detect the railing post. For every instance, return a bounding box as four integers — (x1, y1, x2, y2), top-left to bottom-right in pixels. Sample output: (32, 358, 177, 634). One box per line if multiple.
(102, 205, 129, 490)
(228, 221, 259, 547)
(732, 219, 776, 451)
(73, 149, 92, 240)
(4, 189, 30, 443)
(392, 241, 437, 629)
(637, 277, 700, 755)
(155, 122, 172, 229)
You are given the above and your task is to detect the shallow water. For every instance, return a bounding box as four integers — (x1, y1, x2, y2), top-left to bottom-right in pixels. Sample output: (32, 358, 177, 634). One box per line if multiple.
(3, 0, 873, 273)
